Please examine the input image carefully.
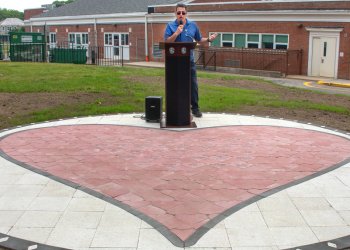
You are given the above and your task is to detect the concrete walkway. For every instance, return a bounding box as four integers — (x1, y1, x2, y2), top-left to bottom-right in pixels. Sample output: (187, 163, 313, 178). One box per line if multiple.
(0, 113, 350, 250)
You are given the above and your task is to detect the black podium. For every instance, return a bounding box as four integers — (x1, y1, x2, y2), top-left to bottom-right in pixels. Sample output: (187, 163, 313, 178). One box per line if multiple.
(160, 42, 197, 128)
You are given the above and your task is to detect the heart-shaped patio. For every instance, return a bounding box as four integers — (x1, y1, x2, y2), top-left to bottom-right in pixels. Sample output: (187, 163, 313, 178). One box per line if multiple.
(1, 125, 349, 246)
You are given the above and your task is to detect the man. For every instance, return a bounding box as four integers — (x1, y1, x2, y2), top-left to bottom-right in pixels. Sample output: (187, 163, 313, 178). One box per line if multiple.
(164, 3, 217, 118)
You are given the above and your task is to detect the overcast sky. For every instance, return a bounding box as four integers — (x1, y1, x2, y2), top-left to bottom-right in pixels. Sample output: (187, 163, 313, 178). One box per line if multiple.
(0, 0, 52, 12)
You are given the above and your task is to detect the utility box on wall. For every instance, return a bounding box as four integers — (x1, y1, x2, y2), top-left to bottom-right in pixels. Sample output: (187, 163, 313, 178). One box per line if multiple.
(9, 32, 45, 62)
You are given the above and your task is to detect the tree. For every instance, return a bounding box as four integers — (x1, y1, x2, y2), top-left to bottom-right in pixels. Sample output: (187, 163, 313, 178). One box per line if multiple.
(0, 8, 24, 21)
(52, 0, 76, 8)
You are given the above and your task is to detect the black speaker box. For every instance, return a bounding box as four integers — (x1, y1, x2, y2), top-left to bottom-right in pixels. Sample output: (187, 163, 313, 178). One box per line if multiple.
(145, 96, 162, 122)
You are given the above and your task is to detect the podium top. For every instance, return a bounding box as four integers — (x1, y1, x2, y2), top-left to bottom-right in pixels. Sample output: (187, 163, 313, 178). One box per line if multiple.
(159, 42, 196, 50)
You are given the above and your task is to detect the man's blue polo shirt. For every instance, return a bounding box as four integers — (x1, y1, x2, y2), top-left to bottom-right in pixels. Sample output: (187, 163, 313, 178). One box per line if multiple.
(164, 18, 202, 62)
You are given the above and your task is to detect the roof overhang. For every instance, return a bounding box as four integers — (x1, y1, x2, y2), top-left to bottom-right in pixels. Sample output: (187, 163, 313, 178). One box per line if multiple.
(147, 10, 350, 23)
(24, 9, 350, 26)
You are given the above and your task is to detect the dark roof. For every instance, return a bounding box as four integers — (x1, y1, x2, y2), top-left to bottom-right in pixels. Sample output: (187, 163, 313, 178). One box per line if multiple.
(36, 0, 180, 18)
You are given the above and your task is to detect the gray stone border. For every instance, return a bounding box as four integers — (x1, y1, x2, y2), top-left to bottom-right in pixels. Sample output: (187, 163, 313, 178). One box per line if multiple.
(0, 232, 69, 250)
(284, 234, 350, 249)
(0, 118, 350, 249)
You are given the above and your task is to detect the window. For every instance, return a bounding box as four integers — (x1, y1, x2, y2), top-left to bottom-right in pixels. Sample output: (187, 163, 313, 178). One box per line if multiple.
(275, 35, 288, 50)
(82, 33, 89, 44)
(76, 34, 82, 45)
(105, 34, 112, 45)
(209, 32, 289, 50)
(104, 33, 129, 46)
(49, 33, 56, 48)
(69, 33, 75, 44)
(235, 34, 246, 48)
(222, 33, 233, 47)
(247, 34, 259, 48)
(121, 34, 129, 45)
(68, 33, 89, 48)
(262, 35, 274, 49)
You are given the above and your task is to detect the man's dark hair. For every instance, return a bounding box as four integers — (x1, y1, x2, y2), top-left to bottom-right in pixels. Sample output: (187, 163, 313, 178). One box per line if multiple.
(176, 3, 187, 10)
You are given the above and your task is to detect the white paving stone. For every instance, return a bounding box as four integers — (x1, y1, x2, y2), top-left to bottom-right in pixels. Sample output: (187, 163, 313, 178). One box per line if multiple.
(98, 210, 142, 229)
(1, 184, 44, 198)
(284, 183, 323, 198)
(47, 226, 96, 249)
(0, 185, 10, 196)
(311, 226, 350, 242)
(90, 227, 140, 248)
(138, 228, 183, 250)
(291, 197, 333, 210)
(192, 228, 231, 248)
(257, 195, 296, 212)
(0, 211, 24, 227)
(0, 164, 27, 175)
(73, 190, 92, 198)
(67, 197, 106, 212)
(326, 197, 350, 211)
(0, 227, 10, 234)
(38, 180, 76, 197)
(0, 197, 34, 210)
(339, 211, 350, 225)
(14, 211, 62, 228)
(56, 211, 102, 229)
(227, 226, 274, 247)
(299, 210, 347, 227)
(8, 227, 52, 243)
(27, 197, 72, 211)
(225, 211, 267, 229)
(269, 227, 319, 248)
(15, 173, 50, 185)
(262, 209, 307, 227)
(0, 174, 24, 185)
(310, 176, 350, 198)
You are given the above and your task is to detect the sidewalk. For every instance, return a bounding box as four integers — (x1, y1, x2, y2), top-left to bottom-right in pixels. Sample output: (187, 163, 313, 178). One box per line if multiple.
(0, 113, 350, 250)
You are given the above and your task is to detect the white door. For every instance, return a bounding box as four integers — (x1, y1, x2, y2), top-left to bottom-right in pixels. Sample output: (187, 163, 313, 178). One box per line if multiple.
(311, 37, 337, 78)
(111, 34, 120, 59)
(320, 37, 336, 77)
(104, 33, 129, 60)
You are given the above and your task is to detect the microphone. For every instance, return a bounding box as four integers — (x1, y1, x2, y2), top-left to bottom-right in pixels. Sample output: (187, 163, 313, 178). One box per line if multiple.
(179, 20, 183, 25)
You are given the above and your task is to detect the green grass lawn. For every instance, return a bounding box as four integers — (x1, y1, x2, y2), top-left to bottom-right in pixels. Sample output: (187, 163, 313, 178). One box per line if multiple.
(0, 62, 349, 128)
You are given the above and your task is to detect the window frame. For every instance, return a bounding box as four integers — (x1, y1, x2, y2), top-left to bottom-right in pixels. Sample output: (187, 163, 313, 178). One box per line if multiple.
(68, 32, 89, 48)
(209, 32, 289, 50)
(49, 32, 57, 48)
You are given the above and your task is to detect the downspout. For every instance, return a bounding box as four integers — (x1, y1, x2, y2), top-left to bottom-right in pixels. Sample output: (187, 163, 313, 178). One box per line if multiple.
(94, 18, 97, 47)
(145, 14, 149, 62)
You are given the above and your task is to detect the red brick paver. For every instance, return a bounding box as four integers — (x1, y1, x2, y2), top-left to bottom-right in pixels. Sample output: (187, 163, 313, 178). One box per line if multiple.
(1, 125, 349, 241)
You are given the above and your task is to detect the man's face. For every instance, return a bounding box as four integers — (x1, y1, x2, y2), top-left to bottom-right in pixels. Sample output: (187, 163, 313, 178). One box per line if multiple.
(176, 7, 187, 23)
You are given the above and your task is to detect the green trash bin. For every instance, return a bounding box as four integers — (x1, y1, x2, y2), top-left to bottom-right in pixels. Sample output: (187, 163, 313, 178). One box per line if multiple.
(51, 48, 87, 64)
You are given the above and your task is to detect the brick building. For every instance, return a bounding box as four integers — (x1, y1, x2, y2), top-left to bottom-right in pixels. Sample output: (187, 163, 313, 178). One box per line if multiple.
(24, 0, 350, 79)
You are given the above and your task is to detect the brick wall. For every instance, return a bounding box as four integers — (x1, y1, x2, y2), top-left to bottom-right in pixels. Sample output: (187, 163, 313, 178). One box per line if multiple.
(150, 19, 350, 78)
(28, 23, 146, 61)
